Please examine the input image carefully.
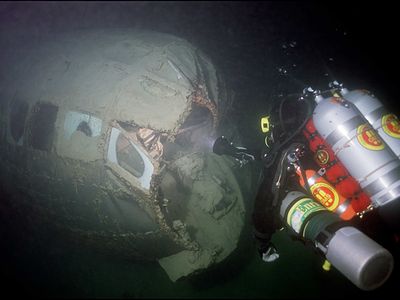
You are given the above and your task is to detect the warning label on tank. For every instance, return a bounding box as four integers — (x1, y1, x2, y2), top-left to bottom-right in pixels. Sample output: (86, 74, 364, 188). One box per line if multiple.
(357, 123, 385, 151)
(287, 198, 326, 235)
(310, 182, 340, 211)
(315, 149, 330, 166)
(382, 113, 400, 139)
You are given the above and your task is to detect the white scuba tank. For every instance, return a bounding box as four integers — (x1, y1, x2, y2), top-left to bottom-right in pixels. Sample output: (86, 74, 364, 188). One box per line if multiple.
(340, 89, 400, 158)
(312, 93, 400, 208)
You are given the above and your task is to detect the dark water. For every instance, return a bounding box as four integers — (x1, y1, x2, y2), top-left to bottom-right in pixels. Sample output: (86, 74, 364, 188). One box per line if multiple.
(1, 1, 399, 298)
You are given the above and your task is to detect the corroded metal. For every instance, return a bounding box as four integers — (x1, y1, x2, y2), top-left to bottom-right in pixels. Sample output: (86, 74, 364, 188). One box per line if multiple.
(0, 28, 258, 282)
(190, 83, 219, 130)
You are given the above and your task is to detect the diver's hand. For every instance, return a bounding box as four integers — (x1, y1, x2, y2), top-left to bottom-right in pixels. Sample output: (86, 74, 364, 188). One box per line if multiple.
(259, 243, 280, 263)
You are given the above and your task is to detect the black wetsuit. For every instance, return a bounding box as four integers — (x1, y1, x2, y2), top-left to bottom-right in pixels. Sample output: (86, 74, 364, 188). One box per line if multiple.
(251, 147, 288, 256)
(251, 139, 306, 256)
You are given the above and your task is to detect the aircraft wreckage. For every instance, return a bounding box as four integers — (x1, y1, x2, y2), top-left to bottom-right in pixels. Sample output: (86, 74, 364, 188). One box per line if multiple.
(0, 29, 259, 281)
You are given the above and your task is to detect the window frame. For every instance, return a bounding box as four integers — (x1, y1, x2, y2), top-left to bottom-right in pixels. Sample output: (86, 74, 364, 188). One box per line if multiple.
(107, 126, 155, 191)
(26, 102, 59, 151)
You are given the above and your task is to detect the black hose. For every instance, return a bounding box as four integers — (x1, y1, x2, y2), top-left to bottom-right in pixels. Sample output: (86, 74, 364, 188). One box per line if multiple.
(278, 96, 288, 134)
(264, 95, 314, 168)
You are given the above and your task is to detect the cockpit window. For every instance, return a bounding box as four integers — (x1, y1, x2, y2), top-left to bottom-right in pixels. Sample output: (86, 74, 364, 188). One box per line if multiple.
(9, 99, 29, 145)
(107, 127, 154, 190)
(116, 133, 145, 178)
(181, 105, 211, 129)
(64, 111, 102, 139)
(28, 102, 58, 151)
(174, 105, 214, 151)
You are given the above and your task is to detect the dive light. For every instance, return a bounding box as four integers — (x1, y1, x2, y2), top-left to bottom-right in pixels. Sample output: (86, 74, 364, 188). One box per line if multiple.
(213, 136, 256, 164)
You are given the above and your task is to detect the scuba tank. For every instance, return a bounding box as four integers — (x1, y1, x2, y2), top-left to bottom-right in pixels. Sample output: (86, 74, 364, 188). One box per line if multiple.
(213, 84, 398, 290)
(303, 118, 372, 213)
(280, 191, 393, 291)
(339, 88, 400, 159)
(304, 118, 351, 183)
(312, 91, 400, 209)
(295, 167, 356, 220)
(334, 86, 400, 227)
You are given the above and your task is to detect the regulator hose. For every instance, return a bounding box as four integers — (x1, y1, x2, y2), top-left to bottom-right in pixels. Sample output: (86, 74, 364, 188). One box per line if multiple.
(263, 94, 314, 168)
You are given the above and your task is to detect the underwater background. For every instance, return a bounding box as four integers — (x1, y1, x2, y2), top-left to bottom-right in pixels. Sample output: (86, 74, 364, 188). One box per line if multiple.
(1, 1, 399, 298)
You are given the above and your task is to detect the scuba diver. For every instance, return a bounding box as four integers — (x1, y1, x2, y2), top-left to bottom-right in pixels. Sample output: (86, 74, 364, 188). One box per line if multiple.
(214, 87, 314, 262)
(213, 81, 400, 291)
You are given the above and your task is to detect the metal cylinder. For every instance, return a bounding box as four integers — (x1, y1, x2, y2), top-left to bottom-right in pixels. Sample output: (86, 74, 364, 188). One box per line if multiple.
(325, 226, 393, 291)
(280, 191, 393, 290)
(313, 95, 400, 208)
(342, 89, 400, 158)
(280, 191, 329, 237)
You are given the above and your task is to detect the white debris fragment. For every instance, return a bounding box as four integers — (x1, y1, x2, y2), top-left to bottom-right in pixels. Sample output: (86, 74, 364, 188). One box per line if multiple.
(167, 59, 183, 80)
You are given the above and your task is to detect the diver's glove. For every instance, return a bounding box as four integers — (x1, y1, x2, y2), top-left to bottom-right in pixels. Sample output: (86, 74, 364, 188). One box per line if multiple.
(258, 242, 280, 263)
